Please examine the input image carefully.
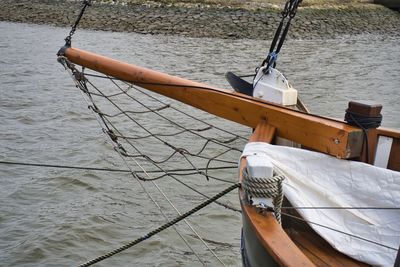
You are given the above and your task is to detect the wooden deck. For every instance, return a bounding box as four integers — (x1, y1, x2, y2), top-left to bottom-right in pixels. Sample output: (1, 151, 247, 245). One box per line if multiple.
(286, 229, 370, 267)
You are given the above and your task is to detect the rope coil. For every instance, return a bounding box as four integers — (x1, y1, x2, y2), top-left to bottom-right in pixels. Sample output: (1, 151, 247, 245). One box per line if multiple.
(344, 108, 382, 163)
(242, 169, 285, 224)
(345, 109, 382, 129)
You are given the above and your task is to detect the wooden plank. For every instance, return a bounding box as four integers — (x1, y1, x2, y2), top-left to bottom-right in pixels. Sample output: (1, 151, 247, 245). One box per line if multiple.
(360, 129, 378, 164)
(249, 119, 276, 143)
(377, 127, 400, 139)
(292, 241, 327, 267)
(63, 47, 364, 159)
(374, 136, 393, 168)
(377, 127, 400, 171)
(287, 231, 370, 267)
(239, 121, 314, 267)
(241, 204, 315, 267)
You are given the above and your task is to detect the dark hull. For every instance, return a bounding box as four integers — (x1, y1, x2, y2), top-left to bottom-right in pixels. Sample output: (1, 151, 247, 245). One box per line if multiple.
(374, 0, 400, 10)
(241, 214, 279, 267)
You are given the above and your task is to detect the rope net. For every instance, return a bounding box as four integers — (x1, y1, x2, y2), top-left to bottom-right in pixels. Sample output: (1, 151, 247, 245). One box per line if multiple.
(61, 58, 248, 181)
(59, 56, 250, 265)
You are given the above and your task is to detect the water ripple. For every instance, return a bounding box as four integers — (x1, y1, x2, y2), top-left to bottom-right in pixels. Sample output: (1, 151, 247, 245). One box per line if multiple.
(0, 21, 399, 266)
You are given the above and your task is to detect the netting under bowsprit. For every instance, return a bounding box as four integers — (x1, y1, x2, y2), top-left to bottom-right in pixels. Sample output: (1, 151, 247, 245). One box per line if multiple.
(59, 56, 249, 205)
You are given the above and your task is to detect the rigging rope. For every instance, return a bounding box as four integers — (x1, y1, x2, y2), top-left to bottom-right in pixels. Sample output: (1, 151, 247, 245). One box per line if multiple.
(78, 183, 240, 267)
(281, 212, 399, 251)
(64, 0, 92, 47)
(84, 77, 241, 164)
(58, 55, 244, 264)
(105, 77, 244, 152)
(117, 150, 209, 266)
(82, 72, 249, 141)
(262, 0, 302, 71)
(96, 105, 242, 212)
(0, 160, 236, 175)
(4, 160, 397, 211)
(344, 109, 382, 163)
(114, 135, 227, 266)
(59, 57, 241, 263)
(59, 58, 244, 182)
(281, 206, 400, 210)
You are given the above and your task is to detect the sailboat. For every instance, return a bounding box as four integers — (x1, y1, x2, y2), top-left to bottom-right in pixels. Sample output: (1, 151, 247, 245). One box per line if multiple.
(58, 0, 400, 266)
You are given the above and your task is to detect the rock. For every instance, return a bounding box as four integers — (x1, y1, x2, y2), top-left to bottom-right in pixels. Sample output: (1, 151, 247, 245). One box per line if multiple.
(0, 0, 399, 39)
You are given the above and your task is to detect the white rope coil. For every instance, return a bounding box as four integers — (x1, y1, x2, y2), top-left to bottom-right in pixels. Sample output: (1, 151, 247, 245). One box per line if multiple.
(242, 169, 285, 224)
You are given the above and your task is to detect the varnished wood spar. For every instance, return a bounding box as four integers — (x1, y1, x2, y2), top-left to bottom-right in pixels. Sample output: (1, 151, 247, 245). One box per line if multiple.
(64, 47, 363, 159)
(239, 121, 314, 267)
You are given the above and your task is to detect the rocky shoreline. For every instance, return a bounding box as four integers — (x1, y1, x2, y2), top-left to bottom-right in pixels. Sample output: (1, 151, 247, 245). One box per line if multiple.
(1, 0, 400, 39)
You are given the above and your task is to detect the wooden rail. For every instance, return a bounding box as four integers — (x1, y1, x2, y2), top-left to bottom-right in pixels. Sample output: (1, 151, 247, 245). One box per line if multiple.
(239, 120, 315, 266)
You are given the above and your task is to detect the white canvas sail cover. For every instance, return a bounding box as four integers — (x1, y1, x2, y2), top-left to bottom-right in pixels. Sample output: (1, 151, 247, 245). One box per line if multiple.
(241, 142, 400, 266)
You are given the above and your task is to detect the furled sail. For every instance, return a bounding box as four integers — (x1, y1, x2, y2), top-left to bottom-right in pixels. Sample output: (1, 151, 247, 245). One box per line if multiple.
(242, 142, 400, 266)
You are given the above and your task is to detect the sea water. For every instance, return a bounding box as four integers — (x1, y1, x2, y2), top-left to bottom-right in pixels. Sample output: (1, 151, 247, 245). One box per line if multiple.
(1, 21, 399, 266)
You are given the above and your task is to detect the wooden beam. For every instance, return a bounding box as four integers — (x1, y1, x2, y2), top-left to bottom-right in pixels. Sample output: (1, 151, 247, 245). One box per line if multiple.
(249, 119, 276, 143)
(63, 47, 363, 159)
(378, 127, 400, 139)
(360, 129, 378, 164)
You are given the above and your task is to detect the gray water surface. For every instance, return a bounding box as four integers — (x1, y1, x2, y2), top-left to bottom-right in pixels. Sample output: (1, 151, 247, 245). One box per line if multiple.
(1, 21, 399, 267)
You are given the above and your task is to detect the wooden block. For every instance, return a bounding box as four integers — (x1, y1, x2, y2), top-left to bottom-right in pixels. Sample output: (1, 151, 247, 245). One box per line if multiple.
(346, 101, 382, 117)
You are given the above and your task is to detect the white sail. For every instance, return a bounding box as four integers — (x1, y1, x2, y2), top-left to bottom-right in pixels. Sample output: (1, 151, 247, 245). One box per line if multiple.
(241, 142, 400, 266)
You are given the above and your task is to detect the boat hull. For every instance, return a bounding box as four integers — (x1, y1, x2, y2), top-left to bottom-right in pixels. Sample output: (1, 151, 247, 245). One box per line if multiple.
(242, 214, 279, 267)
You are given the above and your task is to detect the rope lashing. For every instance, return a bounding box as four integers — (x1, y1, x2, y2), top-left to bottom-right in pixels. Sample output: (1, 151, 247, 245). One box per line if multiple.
(344, 107, 382, 163)
(345, 109, 382, 129)
(242, 169, 285, 224)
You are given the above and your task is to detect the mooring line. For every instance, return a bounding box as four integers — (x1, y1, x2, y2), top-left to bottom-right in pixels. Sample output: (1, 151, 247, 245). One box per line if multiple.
(78, 183, 240, 267)
(117, 149, 224, 266)
(113, 147, 208, 266)
(0, 160, 235, 174)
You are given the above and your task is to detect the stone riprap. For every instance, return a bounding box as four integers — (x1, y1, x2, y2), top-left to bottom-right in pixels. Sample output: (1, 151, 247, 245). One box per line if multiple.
(1, 0, 400, 39)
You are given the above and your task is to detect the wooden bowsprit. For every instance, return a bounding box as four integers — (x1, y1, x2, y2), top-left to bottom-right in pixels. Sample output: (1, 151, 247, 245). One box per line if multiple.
(59, 47, 364, 160)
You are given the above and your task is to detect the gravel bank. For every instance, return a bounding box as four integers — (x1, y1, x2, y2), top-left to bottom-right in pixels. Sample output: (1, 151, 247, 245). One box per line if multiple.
(1, 0, 400, 39)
